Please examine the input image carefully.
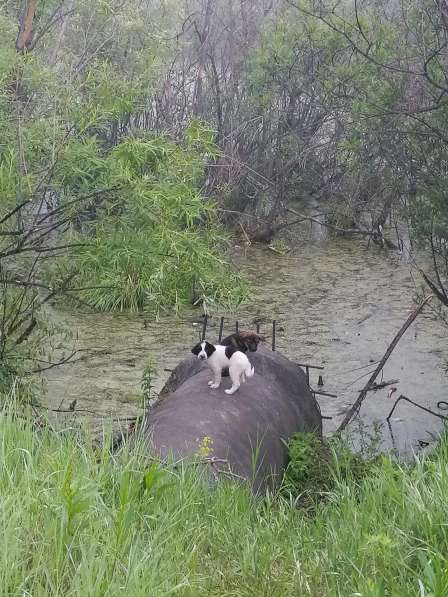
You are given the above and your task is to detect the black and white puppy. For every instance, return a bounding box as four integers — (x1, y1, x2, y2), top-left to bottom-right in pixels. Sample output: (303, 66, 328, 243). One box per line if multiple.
(191, 341, 255, 395)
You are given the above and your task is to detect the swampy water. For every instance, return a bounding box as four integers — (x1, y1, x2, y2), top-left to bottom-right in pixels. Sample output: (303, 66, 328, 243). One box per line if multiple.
(43, 228, 448, 455)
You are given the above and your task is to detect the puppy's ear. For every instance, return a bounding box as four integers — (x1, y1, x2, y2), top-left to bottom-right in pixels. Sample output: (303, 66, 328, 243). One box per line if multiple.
(191, 343, 201, 355)
(205, 342, 216, 357)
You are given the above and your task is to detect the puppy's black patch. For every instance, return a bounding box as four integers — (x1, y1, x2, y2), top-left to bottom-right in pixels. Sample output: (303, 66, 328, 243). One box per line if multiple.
(204, 342, 216, 357)
(191, 343, 202, 356)
(224, 346, 238, 359)
(222, 334, 248, 352)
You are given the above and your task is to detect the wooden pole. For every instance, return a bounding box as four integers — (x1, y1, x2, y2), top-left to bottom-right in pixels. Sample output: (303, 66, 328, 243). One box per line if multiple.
(296, 362, 324, 370)
(16, 0, 37, 51)
(312, 390, 337, 398)
(272, 320, 276, 351)
(218, 316, 224, 342)
(201, 314, 208, 341)
(337, 296, 434, 433)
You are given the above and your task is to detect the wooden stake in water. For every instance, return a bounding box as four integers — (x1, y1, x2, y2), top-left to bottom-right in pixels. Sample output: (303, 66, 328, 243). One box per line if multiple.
(235, 321, 239, 333)
(272, 320, 276, 351)
(201, 314, 208, 341)
(256, 323, 260, 334)
(218, 316, 224, 342)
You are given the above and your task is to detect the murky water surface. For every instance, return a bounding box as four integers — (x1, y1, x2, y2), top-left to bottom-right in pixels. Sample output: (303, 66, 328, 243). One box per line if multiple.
(43, 227, 448, 455)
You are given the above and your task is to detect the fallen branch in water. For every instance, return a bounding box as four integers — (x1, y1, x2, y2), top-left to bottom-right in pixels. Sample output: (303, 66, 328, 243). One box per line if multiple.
(31, 402, 143, 422)
(364, 379, 399, 392)
(31, 402, 110, 416)
(387, 394, 448, 422)
(287, 208, 375, 236)
(337, 295, 434, 433)
(419, 268, 448, 307)
(31, 350, 82, 372)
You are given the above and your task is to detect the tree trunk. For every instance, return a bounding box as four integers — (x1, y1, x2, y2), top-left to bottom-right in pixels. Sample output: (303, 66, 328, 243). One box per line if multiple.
(16, 0, 37, 52)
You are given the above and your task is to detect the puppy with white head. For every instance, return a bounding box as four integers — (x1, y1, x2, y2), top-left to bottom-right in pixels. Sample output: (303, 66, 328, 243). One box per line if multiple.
(191, 341, 255, 395)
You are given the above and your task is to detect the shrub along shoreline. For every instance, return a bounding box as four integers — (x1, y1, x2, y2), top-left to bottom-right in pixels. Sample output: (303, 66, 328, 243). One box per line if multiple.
(1, 399, 447, 596)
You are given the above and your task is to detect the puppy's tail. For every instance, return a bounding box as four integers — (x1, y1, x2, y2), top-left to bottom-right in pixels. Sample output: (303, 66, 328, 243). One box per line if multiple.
(245, 363, 255, 378)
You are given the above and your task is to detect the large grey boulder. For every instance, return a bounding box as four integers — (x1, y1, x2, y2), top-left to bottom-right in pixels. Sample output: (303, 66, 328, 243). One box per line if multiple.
(142, 346, 322, 492)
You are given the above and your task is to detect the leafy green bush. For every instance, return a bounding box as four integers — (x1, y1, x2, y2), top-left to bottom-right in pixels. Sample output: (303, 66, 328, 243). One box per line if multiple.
(281, 432, 331, 499)
(49, 124, 248, 313)
(282, 432, 380, 507)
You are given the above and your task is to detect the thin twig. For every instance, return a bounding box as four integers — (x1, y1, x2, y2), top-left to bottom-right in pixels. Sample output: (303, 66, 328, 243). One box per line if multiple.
(31, 402, 143, 421)
(364, 379, 399, 392)
(387, 394, 448, 422)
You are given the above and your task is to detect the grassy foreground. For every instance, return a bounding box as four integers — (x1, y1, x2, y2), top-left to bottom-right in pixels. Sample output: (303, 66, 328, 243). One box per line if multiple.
(1, 404, 448, 596)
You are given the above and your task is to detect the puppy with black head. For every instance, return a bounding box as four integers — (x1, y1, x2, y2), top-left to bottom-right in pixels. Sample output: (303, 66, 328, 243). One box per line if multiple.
(191, 340, 254, 395)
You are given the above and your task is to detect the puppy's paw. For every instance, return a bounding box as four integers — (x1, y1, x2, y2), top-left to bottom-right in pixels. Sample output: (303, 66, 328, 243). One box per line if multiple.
(210, 383, 220, 389)
(208, 380, 214, 387)
(225, 388, 236, 395)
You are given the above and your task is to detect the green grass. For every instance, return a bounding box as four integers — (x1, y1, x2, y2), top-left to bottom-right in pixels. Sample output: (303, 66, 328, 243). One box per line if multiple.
(1, 401, 448, 596)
